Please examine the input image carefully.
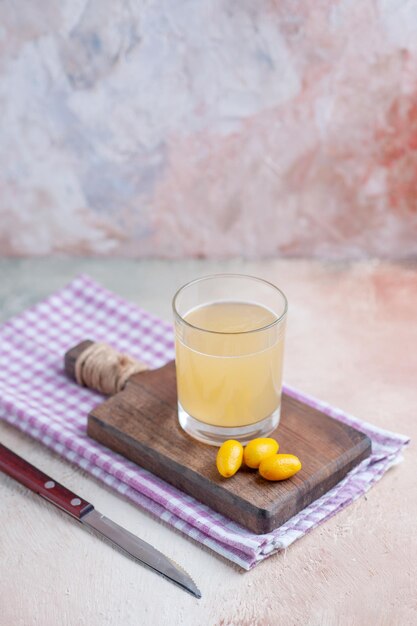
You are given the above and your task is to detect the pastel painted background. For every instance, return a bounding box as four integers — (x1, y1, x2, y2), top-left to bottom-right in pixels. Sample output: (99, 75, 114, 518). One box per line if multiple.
(1, 0, 417, 259)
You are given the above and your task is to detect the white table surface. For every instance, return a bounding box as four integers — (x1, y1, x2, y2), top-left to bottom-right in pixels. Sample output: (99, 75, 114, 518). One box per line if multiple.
(0, 258, 415, 626)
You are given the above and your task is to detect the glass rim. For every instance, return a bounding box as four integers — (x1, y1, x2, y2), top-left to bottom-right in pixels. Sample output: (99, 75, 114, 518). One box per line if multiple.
(172, 273, 288, 335)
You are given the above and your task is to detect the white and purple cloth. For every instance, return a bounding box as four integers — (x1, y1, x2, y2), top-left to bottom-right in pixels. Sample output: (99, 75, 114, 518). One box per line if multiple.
(0, 275, 409, 569)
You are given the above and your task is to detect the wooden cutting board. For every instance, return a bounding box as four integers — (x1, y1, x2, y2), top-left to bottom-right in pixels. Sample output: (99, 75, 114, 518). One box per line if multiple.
(65, 342, 371, 534)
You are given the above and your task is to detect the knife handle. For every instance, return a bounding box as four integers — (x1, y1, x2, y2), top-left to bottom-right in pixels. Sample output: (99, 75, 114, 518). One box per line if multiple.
(0, 443, 93, 519)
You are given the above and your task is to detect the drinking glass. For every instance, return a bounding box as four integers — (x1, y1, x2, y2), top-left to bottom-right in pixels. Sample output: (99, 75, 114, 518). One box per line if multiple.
(172, 274, 287, 446)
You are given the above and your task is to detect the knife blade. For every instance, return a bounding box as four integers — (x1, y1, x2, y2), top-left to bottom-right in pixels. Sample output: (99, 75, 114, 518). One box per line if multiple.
(0, 443, 201, 598)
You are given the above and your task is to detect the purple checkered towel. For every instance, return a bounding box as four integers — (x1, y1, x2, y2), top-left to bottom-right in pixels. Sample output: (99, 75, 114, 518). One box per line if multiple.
(0, 275, 410, 569)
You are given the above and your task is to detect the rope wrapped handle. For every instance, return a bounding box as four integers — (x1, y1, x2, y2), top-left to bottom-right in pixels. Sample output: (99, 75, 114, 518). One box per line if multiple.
(64, 340, 148, 395)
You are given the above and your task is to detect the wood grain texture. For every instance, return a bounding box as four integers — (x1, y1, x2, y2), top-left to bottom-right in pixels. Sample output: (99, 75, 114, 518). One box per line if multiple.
(65, 356, 371, 534)
(1, 258, 416, 626)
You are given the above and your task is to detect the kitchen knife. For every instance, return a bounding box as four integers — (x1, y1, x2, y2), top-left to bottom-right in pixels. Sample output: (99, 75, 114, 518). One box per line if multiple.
(0, 443, 201, 598)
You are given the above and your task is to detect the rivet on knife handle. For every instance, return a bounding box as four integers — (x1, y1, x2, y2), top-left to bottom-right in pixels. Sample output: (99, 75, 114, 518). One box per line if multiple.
(0, 443, 93, 519)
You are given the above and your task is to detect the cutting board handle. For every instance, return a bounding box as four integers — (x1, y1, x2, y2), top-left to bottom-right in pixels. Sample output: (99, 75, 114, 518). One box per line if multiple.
(64, 340, 148, 395)
(65, 339, 95, 381)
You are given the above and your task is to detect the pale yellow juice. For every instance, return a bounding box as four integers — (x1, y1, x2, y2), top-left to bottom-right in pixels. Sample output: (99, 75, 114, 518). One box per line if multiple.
(175, 301, 285, 428)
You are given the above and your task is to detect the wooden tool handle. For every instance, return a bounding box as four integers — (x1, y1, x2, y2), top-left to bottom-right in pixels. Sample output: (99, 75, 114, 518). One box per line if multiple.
(0, 443, 93, 519)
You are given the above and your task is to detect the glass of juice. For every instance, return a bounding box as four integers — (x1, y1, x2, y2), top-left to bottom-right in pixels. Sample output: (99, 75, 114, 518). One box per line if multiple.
(172, 274, 287, 446)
